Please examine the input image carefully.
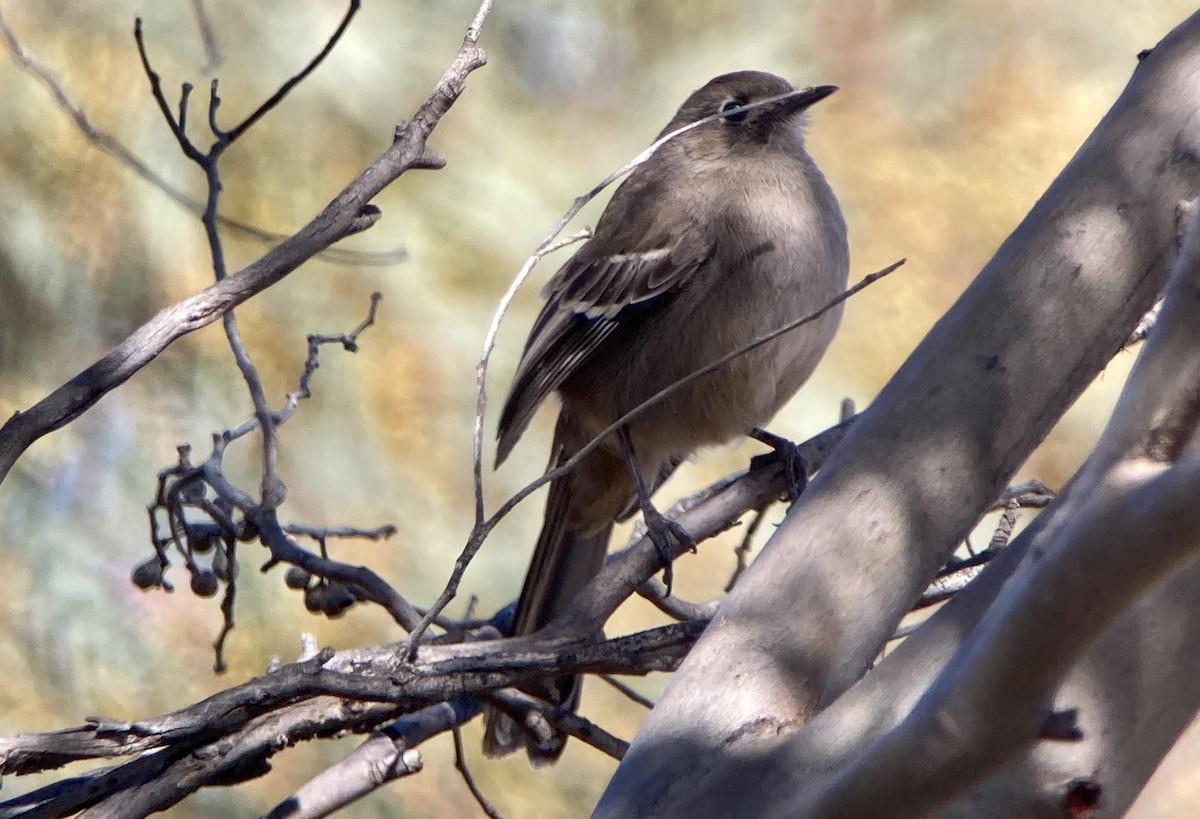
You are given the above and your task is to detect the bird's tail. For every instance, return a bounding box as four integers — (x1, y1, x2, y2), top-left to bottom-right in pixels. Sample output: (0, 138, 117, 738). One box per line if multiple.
(482, 420, 614, 764)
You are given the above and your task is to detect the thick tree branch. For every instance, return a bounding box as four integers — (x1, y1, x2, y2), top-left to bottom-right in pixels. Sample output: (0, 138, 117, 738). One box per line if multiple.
(792, 457, 1200, 818)
(787, 199, 1200, 819)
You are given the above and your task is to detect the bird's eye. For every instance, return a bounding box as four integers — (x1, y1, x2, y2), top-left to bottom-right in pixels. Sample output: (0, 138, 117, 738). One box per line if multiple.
(719, 99, 748, 123)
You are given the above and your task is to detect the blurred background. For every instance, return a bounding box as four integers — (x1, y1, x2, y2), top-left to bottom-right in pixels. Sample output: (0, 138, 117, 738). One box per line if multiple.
(0, 0, 1197, 816)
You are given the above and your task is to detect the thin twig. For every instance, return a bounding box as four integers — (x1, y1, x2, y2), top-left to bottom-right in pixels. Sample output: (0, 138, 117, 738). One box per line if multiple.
(599, 674, 655, 709)
(226, 0, 360, 142)
(988, 498, 1021, 551)
(726, 505, 769, 592)
(188, 0, 222, 71)
(216, 292, 383, 446)
(636, 579, 720, 621)
(486, 688, 631, 760)
(283, 523, 396, 542)
(258, 510, 422, 631)
(1125, 298, 1162, 348)
(0, 8, 404, 264)
(453, 728, 505, 819)
(212, 537, 237, 672)
(138, 7, 339, 517)
(144, 289, 412, 635)
(472, 228, 592, 524)
(914, 559, 992, 610)
(138, 5, 364, 512)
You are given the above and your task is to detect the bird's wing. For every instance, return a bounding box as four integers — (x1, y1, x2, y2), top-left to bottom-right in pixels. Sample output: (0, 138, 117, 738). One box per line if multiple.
(496, 217, 711, 465)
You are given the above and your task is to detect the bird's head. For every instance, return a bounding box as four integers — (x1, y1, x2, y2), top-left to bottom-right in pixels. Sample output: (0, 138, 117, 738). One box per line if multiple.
(659, 70, 837, 157)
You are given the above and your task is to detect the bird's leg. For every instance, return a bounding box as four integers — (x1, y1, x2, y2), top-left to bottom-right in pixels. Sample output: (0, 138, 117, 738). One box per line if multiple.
(749, 427, 808, 502)
(617, 427, 694, 596)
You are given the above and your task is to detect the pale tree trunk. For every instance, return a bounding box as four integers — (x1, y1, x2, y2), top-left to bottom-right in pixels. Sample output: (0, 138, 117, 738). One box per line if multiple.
(593, 8, 1200, 818)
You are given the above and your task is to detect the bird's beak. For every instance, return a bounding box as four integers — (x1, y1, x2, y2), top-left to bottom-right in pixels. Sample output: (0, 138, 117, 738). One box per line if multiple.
(773, 84, 838, 118)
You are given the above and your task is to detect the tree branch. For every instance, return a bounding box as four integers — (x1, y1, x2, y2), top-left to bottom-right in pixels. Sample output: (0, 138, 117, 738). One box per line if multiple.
(785, 197, 1200, 819)
(0, 0, 492, 487)
(0, 620, 700, 813)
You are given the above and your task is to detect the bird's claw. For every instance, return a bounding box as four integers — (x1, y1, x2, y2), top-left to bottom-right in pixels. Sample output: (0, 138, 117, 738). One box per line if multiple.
(643, 508, 694, 596)
(750, 429, 809, 502)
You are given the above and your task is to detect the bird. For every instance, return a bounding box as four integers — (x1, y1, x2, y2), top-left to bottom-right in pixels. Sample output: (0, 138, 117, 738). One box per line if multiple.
(482, 70, 849, 763)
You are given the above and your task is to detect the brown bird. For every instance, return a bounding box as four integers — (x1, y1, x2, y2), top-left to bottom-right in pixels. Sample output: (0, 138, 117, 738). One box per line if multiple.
(483, 70, 849, 763)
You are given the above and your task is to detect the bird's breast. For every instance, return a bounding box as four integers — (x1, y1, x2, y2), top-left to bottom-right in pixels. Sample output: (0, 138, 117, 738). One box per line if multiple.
(561, 152, 849, 461)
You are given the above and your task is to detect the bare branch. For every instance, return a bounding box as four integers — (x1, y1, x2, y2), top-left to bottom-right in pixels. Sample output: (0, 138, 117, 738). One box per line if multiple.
(0, 619, 699, 810)
(0, 3, 402, 263)
(488, 688, 629, 761)
(599, 675, 656, 710)
(226, 1, 360, 142)
(635, 579, 720, 622)
(265, 699, 482, 819)
(188, 0, 221, 71)
(725, 504, 769, 592)
(0, 0, 493, 486)
(454, 727, 505, 819)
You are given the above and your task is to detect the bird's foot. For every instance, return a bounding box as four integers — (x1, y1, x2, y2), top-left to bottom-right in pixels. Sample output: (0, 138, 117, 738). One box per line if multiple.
(642, 506, 695, 597)
(749, 428, 809, 502)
